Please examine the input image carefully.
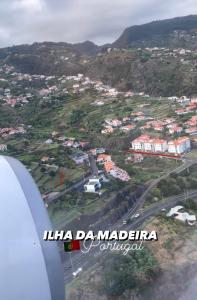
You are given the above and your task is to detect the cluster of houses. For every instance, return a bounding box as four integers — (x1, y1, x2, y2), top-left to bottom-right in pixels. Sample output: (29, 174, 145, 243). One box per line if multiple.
(63, 139, 89, 149)
(1, 88, 30, 107)
(131, 134, 191, 154)
(144, 46, 194, 60)
(101, 113, 176, 135)
(96, 153, 130, 181)
(0, 65, 42, 107)
(101, 94, 197, 139)
(0, 126, 26, 138)
(175, 97, 197, 115)
(45, 131, 90, 150)
(58, 73, 120, 96)
(101, 113, 147, 134)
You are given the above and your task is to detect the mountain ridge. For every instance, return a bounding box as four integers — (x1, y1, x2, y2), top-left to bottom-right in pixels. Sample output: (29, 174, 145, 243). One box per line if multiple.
(113, 14, 197, 49)
(1, 14, 197, 54)
(1, 15, 197, 96)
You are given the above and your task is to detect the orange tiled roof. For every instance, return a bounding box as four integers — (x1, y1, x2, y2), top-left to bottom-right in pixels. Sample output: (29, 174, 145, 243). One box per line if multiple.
(104, 161, 114, 172)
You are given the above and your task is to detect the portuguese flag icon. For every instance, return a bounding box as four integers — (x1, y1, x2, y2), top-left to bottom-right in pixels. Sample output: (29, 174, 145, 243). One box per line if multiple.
(64, 240, 80, 252)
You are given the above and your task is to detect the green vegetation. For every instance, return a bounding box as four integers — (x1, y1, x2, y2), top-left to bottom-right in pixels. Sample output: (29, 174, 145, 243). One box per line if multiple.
(157, 172, 197, 198)
(98, 249, 159, 298)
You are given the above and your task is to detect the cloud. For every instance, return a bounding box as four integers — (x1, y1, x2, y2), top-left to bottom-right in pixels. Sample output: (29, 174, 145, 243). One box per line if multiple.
(0, 0, 197, 47)
(11, 0, 44, 12)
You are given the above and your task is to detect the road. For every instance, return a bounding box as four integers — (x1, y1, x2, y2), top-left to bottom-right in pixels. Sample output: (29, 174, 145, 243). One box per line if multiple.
(62, 189, 197, 283)
(88, 153, 98, 176)
(52, 157, 196, 281)
(110, 159, 196, 227)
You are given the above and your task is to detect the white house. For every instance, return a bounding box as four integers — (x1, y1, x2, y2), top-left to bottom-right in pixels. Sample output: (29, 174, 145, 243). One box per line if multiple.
(0, 144, 7, 151)
(84, 177, 102, 193)
(167, 206, 196, 226)
(44, 139, 53, 144)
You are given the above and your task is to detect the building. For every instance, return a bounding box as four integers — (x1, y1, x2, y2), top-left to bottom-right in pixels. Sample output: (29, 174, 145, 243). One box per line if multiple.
(97, 154, 112, 164)
(109, 166, 130, 181)
(169, 127, 183, 134)
(167, 206, 196, 226)
(185, 127, 197, 134)
(84, 177, 102, 193)
(153, 139, 168, 152)
(101, 126, 114, 134)
(121, 124, 136, 132)
(105, 119, 122, 127)
(131, 135, 150, 150)
(133, 154, 144, 163)
(104, 161, 115, 173)
(44, 139, 53, 144)
(41, 156, 49, 163)
(168, 137, 191, 154)
(131, 135, 167, 153)
(184, 116, 197, 127)
(89, 148, 105, 156)
(0, 144, 7, 151)
(70, 152, 89, 164)
(191, 97, 197, 104)
(144, 138, 154, 151)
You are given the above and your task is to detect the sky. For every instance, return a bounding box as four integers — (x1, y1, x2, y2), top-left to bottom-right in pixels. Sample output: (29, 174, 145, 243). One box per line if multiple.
(0, 0, 197, 47)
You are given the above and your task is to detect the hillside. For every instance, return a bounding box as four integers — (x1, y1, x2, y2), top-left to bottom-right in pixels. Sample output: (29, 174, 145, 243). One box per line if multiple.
(113, 15, 197, 49)
(1, 15, 197, 96)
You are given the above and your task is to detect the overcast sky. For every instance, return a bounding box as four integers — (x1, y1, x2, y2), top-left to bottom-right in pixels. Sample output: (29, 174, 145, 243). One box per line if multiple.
(0, 0, 197, 47)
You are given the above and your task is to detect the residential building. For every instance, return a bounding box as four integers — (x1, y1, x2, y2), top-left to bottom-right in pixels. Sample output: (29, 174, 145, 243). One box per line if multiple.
(41, 156, 49, 163)
(168, 137, 191, 154)
(44, 139, 53, 144)
(121, 124, 135, 132)
(169, 127, 183, 134)
(167, 206, 196, 226)
(101, 126, 114, 134)
(191, 97, 197, 104)
(109, 166, 130, 181)
(97, 154, 112, 164)
(104, 161, 114, 173)
(185, 116, 197, 127)
(185, 127, 197, 134)
(84, 177, 102, 193)
(70, 152, 89, 164)
(131, 135, 150, 150)
(0, 144, 7, 151)
(153, 139, 168, 152)
(89, 148, 105, 156)
(131, 135, 167, 153)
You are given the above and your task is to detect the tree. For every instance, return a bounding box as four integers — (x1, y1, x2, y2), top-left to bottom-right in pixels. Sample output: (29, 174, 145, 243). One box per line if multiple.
(69, 109, 85, 125)
(49, 170, 56, 177)
(98, 249, 159, 298)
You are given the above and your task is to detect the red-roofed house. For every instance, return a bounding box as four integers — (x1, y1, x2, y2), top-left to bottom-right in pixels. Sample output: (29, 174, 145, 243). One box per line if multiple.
(97, 154, 112, 164)
(191, 98, 197, 104)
